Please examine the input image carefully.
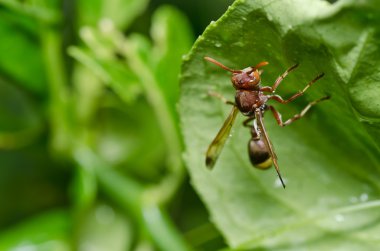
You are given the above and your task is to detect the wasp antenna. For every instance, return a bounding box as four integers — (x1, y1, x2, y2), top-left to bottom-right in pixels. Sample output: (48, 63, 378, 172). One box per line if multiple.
(204, 57, 241, 73)
(253, 61, 269, 70)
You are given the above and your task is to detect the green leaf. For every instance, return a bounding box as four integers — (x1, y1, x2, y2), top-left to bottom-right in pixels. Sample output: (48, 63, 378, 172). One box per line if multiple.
(77, 0, 149, 29)
(0, 0, 60, 23)
(70, 21, 171, 182)
(0, 210, 70, 251)
(0, 10, 46, 94)
(69, 46, 142, 104)
(151, 5, 193, 113)
(0, 78, 42, 149)
(179, 0, 380, 249)
(77, 204, 133, 251)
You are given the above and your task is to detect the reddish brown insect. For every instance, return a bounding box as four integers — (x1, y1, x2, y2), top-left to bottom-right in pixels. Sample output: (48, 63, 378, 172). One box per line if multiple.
(204, 56, 330, 188)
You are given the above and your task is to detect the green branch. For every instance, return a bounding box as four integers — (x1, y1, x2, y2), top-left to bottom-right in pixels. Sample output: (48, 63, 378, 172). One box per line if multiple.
(122, 41, 185, 205)
(74, 148, 192, 251)
(0, 0, 60, 23)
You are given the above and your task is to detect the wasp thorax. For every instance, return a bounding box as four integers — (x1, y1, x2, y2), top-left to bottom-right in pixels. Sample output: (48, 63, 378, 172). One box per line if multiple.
(231, 67, 261, 90)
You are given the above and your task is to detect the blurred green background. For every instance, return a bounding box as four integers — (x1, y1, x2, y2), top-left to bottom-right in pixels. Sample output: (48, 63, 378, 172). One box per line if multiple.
(0, 0, 233, 250)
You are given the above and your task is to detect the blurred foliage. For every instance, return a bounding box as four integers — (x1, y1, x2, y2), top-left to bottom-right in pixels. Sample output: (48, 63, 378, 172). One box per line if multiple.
(180, 0, 380, 250)
(0, 0, 231, 250)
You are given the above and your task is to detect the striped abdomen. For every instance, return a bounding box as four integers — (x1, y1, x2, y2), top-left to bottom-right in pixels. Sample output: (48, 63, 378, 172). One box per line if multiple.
(248, 138, 272, 169)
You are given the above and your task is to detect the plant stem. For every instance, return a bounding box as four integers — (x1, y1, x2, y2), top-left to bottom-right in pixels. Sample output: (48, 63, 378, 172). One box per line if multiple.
(122, 41, 185, 205)
(143, 205, 193, 251)
(39, 22, 71, 154)
(75, 148, 192, 251)
(0, 0, 60, 23)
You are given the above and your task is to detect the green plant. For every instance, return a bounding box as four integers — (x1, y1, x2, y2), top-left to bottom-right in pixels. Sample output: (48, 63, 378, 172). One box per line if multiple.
(0, 0, 202, 250)
(180, 0, 380, 250)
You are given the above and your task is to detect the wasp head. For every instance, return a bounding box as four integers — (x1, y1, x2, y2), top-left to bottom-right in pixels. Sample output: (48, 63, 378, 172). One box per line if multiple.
(204, 57, 268, 90)
(231, 67, 261, 90)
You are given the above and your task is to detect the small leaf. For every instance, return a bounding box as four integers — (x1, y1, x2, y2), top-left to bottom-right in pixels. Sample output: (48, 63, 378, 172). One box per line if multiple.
(77, 204, 133, 251)
(151, 5, 193, 110)
(69, 46, 142, 104)
(77, 0, 149, 29)
(179, 0, 380, 249)
(0, 12, 46, 94)
(0, 210, 70, 251)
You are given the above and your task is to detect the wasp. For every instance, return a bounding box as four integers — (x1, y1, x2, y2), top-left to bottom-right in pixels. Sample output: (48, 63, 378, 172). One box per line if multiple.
(204, 56, 330, 188)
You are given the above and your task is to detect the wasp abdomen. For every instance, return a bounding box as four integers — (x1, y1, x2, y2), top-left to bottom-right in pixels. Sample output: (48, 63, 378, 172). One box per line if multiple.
(248, 138, 272, 169)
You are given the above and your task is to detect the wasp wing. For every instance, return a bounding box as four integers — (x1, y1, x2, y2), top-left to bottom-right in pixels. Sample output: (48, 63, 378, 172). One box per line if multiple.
(255, 109, 285, 188)
(206, 106, 239, 169)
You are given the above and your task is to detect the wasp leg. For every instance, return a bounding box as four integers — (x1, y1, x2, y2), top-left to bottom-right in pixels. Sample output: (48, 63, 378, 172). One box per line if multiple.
(244, 117, 261, 141)
(260, 63, 299, 93)
(268, 95, 330, 127)
(208, 90, 235, 105)
(242, 117, 255, 127)
(267, 73, 325, 104)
